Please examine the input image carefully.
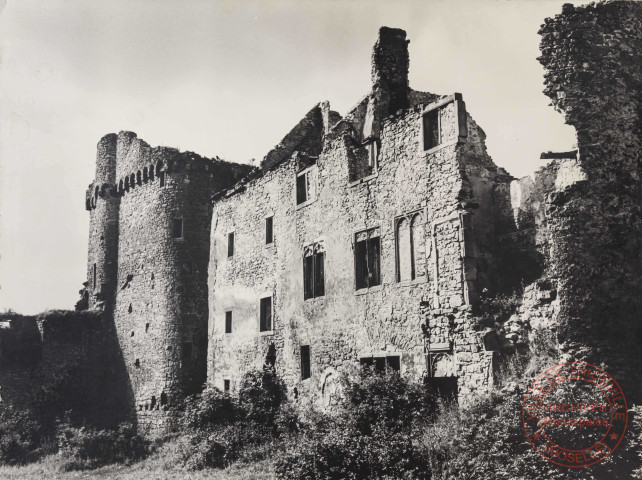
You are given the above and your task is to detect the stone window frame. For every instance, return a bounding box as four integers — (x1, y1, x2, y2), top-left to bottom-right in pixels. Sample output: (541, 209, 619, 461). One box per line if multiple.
(359, 351, 402, 373)
(303, 240, 326, 301)
(258, 292, 274, 335)
(295, 164, 318, 210)
(265, 212, 275, 247)
(348, 137, 381, 188)
(225, 310, 233, 334)
(353, 225, 383, 295)
(223, 379, 231, 392)
(394, 207, 428, 286)
(420, 93, 468, 155)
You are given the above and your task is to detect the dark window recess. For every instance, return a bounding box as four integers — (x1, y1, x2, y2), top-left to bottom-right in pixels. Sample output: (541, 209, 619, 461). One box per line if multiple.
(355, 228, 381, 290)
(172, 219, 183, 239)
(150, 395, 156, 409)
(224, 380, 230, 392)
(266, 343, 277, 367)
(360, 355, 400, 372)
(260, 296, 272, 332)
(225, 311, 233, 334)
(93, 263, 97, 288)
(423, 108, 441, 150)
(228, 232, 235, 257)
(300, 345, 311, 380)
(182, 342, 193, 359)
(160, 391, 167, 406)
(303, 243, 325, 300)
(159, 171, 166, 187)
(296, 173, 307, 204)
(265, 216, 274, 244)
(134, 359, 140, 368)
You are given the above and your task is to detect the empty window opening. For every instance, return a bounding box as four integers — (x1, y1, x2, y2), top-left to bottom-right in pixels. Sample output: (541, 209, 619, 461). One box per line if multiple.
(360, 355, 400, 373)
(128, 303, 132, 313)
(143, 167, 148, 183)
(303, 243, 325, 300)
(136, 171, 142, 185)
(296, 166, 317, 205)
(355, 227, 381, 290)
(172, 219, 183, 239)
(93, 263, 97, 288)
(130, 173, 136, 189)
(224, 379, 230, 392)
(225, 311, 232, 334)
(227, 232, 234, 257)
(134, 359, 140, 368)
(182, 342, 193, 359)
(265, 343, 276, 367)
(423, 108, 442, 150)
(293, 387, 299, 399)
(130, 331, 134, 337)
(149, 165, 155, 181)
(145, 323, 150, 333)
(260, 296, 272, 332)
(150, 395, 156, 409)
(160, 391, 167, 406)
(265, 216, 274, 244)
(159, 171, 166, 187)
(300, 345, 311, 380)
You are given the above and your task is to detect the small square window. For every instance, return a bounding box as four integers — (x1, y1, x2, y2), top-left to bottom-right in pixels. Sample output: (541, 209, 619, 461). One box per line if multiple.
(423, 108, 442, 150)
(225, 311, 232, 334)
(228, 232, 235, 257)
(260, 296, 272, 332)
(224, 379, 230, 392)
(172, 219, 183, 239)
(265, 216, 274, 244)
(300, 345, 311, 380)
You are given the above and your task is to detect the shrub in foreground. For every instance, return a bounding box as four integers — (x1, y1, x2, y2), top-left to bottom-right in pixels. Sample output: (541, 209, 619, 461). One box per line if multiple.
(57, 422, 150, 471)
(0, 404, 40, 466)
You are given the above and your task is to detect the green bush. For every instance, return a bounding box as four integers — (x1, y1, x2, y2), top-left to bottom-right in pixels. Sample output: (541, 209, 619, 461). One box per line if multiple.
(274, 370, 436, 479)
(57, 422, 150, 471)
(0, 404, 40, 466)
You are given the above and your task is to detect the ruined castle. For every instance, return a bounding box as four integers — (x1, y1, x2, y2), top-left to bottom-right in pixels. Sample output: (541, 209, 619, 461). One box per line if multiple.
(2, 1, 640, 436)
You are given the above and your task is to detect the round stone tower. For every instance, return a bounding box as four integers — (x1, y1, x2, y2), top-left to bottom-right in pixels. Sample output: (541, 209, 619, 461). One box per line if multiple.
(86, 134, 120, 309)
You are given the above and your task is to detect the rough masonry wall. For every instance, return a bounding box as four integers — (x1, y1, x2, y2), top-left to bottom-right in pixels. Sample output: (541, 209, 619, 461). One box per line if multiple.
(536, 0, 642, 399)
(209, 94, 499, 404)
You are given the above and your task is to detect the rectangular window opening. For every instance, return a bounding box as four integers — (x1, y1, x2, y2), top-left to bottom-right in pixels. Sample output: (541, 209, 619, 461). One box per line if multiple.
(260, 296, 272, 332)
(227, 232, 235, 257)
(359, 355, 400, 373)
(93, 263, 97, 288)
(300, 345, 311, 380)
(296, 167, 316, 206)
(304, 243, 325, 300)
(355, 228, 381, 290)
(172, 219, 183, 239)
(225, 311, 232, 334)
(423, 108, 442, 150)
(224, 379, 230, 392)
(265, 216, 274, 244)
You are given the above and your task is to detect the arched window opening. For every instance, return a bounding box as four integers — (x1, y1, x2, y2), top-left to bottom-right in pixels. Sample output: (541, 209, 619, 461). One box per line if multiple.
(397, 218, 412, 282)
(149, 164, 155, 181)
(411, 213, 425, 279)
(130, 173, 136, 189)
(143, 167, 148, 183)
(136, 171, 142, 185)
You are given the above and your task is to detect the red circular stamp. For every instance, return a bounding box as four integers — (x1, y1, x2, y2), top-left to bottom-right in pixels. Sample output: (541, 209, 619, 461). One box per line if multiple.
(522, 362, 628, 468)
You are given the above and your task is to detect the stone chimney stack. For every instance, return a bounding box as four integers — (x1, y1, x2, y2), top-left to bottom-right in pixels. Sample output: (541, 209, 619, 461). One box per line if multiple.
(371, 27, 409, 115)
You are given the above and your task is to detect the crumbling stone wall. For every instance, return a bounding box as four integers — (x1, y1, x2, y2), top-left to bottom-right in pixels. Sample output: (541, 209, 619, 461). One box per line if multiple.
(208, 28, 509, 405)
(490, 1, 642, 399)
(85, 132, 251, 434)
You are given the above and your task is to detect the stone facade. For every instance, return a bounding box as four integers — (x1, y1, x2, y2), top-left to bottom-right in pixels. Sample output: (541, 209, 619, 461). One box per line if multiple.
(207, 28, 512, 405)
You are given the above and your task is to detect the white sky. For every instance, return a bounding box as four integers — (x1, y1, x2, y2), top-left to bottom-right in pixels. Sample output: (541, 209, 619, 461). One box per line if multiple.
(0, 0, 579, 314)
